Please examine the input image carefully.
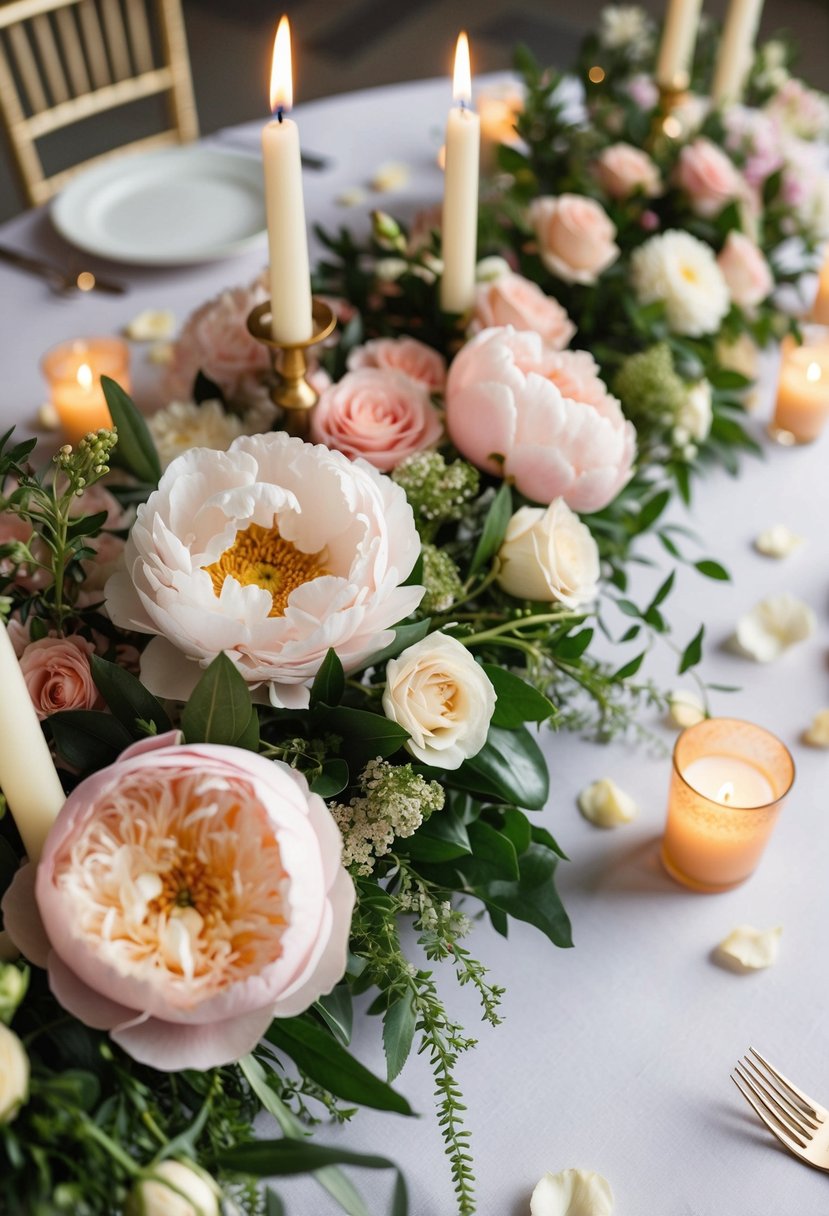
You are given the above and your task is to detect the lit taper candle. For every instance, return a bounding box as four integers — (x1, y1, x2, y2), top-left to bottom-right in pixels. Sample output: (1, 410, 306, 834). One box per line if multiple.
(262, 16, 313, 345)
(655, 0, 703, 89)
(711, 0, 765, 105)
(440, 32, 480, 315)
(0, 622, 65, 861)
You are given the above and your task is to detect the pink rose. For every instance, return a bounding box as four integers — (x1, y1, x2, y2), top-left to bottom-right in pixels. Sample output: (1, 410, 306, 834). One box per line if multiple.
(347, 337, 446, 392)
(529, 194, 620, 285)
(446, 327, 636, 512)
(19, 635, 102, 721)
(594, 143, 661, 200)
(717, 231, 774, 309)
(472, 274, 575, 349)
(625, 74, 659, 111)
(674, 138, 744, 218)
(311, 368, 443, 472)
(2, 733, 355, 1071)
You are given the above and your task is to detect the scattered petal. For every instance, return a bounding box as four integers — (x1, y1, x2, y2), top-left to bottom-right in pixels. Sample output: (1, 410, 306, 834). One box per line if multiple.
(336, 186, 367, 207)
(124, 309, 176, 342)
(37, 402, 60, 430)
(732, 594, 816, 662)
(754, 524, 805, 559)
(147, 341, 174, 366)
(715, 925, 782, 972)
(531, 1168, 614, 1216)
(803, 709, 829, 748)
(371, 161, 411, 193)
(667, 688, 706, 729)
(577, 778, 638, 828)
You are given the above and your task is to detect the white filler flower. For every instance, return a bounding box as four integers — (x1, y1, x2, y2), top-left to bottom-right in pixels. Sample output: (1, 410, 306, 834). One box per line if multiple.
(0, 1023, 29, 1124)
(716, 925, 782, 972)
(631, 230, 730, 336)
(531, 1168, 615, 1216)
(732, 593, 816, 662)
(148, 400, 252, 470)
(125, 1159, 221, 1216)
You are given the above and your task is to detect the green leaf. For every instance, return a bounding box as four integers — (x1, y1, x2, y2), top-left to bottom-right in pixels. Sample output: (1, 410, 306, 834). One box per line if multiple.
(311, 759, 350, 798)
(265, 1190, 286, 1216)
(477, 843, 572, 948)
(89, 655, 172, 738)
(483, 665, 555, 729)
(361, 619, 432, 671)
(554, 628, 593, 660)
(315, 985, 353, 1047)
(266, 1018, 413, 1115)
(234, 707, 261, 753)
(310, 648, 345, 708)
(399, 806, 471, 861)
(498, 807, 532, 855)
(694, 559, 730, 581)
(462, 725, 549, 810)
(646, 571, 675, 614)
(181, 653, 255, 746)
(678, 625, 705, 674)
(49, 710, 132, 773)
(383, 991, 417, 1083)
(219, 1141, 408, 1195)
(634, 489, 671, 533)
(468, 482, 512, 577)
(101, 375, 161, 486)
(612, 651, 646, 681)
(457, 820, 519, 884)
(319, 707, 409, 767)
(193, 370, 226, 406)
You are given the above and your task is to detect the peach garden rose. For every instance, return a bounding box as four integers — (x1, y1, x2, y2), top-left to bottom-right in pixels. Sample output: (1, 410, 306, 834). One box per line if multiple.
(346, 336, 447, 391)
(311, 368, 443, 471)
(472, 273, 575, 349)
(528, 194, 620, 285)
(674, 138, 744, 218)
(593, 143, 661, 200)
(18, 635, 102, 721)
(717, 231, 774, 310)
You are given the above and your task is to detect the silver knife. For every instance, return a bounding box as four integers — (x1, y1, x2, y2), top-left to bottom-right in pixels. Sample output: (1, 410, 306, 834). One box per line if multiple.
(0, 244, 127, 295)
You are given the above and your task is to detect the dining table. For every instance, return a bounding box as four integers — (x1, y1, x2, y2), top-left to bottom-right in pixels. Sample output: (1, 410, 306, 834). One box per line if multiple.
(0, 73, 828, 1216)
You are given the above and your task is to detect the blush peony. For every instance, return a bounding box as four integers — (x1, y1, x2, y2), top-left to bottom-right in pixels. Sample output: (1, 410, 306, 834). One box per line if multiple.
(445, 327, 636, 512)
(105, 433, 423, 708)
(311, 368, 443, 471)
(346, 336, 447, 391)
(19, 635, 102, 721)
(3, 734, 355, 1071)
(472, 273, 576, 348)
(529, 195, 620, 285)
(630, 230, 730, 336)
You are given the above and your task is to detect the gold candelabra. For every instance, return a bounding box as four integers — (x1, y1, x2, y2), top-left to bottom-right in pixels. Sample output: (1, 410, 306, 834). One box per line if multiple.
(246, 298, 337, 438)
(649, 78, 691, 146)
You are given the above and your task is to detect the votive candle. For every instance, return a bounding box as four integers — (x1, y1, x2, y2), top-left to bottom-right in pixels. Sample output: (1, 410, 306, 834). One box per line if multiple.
(41, 337, 130, 444)
(810, 252, 829, 326)
(770, 326, 829, 445)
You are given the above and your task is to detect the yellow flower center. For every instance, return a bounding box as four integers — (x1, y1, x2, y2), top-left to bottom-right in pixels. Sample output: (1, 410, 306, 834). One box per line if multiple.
(203, 521, 329, 617)
(680, 264, 698, 284)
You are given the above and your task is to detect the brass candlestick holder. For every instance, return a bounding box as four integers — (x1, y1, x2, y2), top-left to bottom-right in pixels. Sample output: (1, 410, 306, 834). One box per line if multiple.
(649, 79, 691, 147)
(246, 298, 337, 438)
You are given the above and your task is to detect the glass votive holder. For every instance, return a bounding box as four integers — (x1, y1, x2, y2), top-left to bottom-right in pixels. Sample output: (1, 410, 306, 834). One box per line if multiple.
(661, 717, 795, 893)
(769, 325, 829, 446)
(41, 337, 131, 445)
(811, 253, 829, 326)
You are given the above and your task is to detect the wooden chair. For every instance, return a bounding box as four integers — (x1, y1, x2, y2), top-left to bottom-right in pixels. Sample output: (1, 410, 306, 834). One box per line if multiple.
(0, 0, 199, 207)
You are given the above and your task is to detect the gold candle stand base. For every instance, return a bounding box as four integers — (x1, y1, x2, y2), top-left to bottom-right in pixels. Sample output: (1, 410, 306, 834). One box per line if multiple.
(649, 80, 691, 146)
(246, 298, 337, 439)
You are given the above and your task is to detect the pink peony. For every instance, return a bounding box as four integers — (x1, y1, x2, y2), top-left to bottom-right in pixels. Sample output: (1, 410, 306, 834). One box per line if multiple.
(472, 274, 575, 348)
(540, 349, 621, 413)
(593, 143, 661, 200)
(674, 138, 744, 218)
(346, 337, 446, 392)
(717, 231, 774, 309)
(311, 369, 443, 472)
(2, 733, 354, 1071)
(18, 635, 102, 721)
(529, 195, 620, 285)
(446, 327, 636, 512)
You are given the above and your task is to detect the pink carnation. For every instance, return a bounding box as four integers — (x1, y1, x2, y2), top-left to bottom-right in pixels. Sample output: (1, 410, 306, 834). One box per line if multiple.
(347, 337, 446, 392)
(311, 368, 443, 471)
(593, 143, 661, 200)
(19, 635, 102, 721)
(717, 231, 774, 310)
(472, 274, 575, 348)
(529, 194, 620, 285)
(446, 327, 636, 512)
(2, 733, 355, 1071)
(674, 138, 744, 218)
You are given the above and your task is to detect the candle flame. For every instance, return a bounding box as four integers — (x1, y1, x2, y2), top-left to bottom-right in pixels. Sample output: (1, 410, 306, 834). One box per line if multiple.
(269, 15, 293, 114)
(806, 361, 822, 383)
(452, 31, 472, 106)
(716, 782, 735, 805)
(76, 363, 93, 390)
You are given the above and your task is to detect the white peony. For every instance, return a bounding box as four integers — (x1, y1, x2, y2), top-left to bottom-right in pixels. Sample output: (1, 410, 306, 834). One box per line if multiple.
(674, 380, 713, 443)
(125, 1160, 221, 1216)
(0, 1023, 28, 1124)
(630, 230, 730, 337)
(531, 1168, 614, 1216)
(496, 501, 600, 609)
(106, 433, 423, 708)
(148, 400, 254, 470)
(382, 633, 496, 769)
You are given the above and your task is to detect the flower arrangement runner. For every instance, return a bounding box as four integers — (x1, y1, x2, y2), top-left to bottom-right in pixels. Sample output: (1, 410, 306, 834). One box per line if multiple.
(1, 6, 828, 1215)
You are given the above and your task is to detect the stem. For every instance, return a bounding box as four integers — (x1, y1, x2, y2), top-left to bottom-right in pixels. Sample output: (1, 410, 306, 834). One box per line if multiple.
(79, 1117, 140, 1176)
(463, 611, 585, 647)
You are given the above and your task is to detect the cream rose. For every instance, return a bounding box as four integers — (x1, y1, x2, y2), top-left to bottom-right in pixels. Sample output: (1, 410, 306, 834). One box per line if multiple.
(496, 501, 600, 608)
(0, 1023, 29, 1124)
(717, 231, 773, 310)
(529, 195, 620, 285)
(125, 1160, 221, 1216)
(594, 143, 661, 200)
(472, 273, 575, 349)
(382, 633, 496, 769)
(674, 138, 743, 218)
(19, 635, 102, 721)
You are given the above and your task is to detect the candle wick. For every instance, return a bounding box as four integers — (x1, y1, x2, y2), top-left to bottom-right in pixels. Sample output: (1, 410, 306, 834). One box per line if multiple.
(277, 106, 284, 124)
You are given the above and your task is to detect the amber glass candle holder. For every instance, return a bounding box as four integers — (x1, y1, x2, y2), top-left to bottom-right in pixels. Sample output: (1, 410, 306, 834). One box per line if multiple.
(661, 718, 795, 893)
(770, 326, 829, 446)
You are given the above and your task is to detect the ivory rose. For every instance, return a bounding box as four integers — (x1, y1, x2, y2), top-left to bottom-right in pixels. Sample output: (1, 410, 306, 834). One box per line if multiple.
(347, 336, 446, 392)
(717, 232, 773, 309)
(126, 1161, 221, 1216)
(674, 138, 743, 218)
(3, 734, 355, 1071)
(311, 369, 443, 471)
(0, 1023, 28, 1123)
(19, 635, 102, 721)
(529, 195, 620, 285)
(382, 633, 496, 769)
(497, 501, 600, 608)
(594, 143, 661, 199)
(472, 273, 575, 348)
(105, 433, 423, 709)
(445, 327, 636, 512)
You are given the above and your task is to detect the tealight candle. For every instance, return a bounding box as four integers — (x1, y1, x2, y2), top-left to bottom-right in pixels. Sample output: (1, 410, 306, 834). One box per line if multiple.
(810, 253, 829, 326)
(770, 326, 829, 445)
(661, 718, 794, 892)
(41, 337, 130, 444)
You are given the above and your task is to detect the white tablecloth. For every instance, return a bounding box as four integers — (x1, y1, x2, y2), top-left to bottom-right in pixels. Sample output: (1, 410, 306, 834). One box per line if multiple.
(1, 76, 829, 1216)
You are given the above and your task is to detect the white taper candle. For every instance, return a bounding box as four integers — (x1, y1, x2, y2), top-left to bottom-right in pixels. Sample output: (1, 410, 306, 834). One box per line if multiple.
(440, 33, 480, 315)
(655, 0, 704, 89)
(711, 0, 765, 105)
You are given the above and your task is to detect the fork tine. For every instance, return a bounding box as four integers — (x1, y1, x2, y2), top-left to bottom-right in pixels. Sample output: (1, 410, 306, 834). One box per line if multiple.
(735, 1062, 814, 1140)
(732, 1072, 808, 1154)
(742, 1058, 820, 1132)
(749, 1048, 822, 1120)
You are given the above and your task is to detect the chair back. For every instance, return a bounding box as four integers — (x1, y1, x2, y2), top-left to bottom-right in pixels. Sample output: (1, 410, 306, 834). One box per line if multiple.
(0, 0, 198, 206)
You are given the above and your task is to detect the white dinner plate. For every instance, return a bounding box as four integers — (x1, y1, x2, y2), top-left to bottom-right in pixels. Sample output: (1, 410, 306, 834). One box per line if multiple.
(51, 146, 267, 265)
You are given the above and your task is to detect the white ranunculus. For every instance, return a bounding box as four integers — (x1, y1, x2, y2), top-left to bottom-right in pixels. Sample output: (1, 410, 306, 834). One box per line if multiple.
(675, 380, 712, 443)
(148, 400, 252, 470)
(496, 501, 600, 609)
(0, 1023, 29, 1124)
(382, 633, 496, 769)
(630, 230, 730, 337)
(125, 1160, 220, 1216)
(531, 1168, 614, 1216)
(105, 433, 423, 708)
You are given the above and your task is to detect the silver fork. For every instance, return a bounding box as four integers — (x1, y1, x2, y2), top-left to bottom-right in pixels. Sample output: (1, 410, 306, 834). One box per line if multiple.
(732, 1048, 829, 1171)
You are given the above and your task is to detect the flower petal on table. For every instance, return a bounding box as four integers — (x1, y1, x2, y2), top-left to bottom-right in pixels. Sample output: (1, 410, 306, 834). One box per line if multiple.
(531, 1168, 614, 1216)
(731, 593, 816, 662)
(715, 925, 782, 972)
